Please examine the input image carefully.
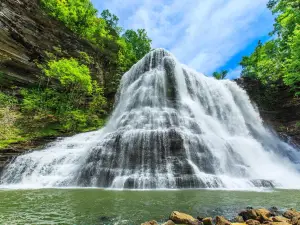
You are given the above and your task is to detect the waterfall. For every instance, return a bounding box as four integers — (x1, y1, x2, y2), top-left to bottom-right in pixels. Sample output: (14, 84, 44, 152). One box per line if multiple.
(1, 48, 300, 189)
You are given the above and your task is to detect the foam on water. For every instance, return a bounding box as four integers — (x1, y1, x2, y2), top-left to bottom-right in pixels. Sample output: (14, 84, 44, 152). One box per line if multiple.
(1, 49, 300, 189)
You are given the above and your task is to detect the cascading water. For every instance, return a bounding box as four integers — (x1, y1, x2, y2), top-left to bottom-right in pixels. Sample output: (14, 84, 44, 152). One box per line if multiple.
(1, 48, 300, 189)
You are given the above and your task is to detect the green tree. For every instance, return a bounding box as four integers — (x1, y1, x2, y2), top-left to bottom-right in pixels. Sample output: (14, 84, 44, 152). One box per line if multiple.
(44, 58, 92, 94)
(123, 29, 152, 60)
(240, 0, 300, 95)
(212, 70, 228, 80)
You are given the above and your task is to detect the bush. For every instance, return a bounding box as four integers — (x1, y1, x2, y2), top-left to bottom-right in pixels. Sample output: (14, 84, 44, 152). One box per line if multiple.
(44, 58, 92, 94)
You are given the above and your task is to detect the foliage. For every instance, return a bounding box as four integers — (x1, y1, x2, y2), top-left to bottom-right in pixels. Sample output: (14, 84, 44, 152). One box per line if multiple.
(40, 0, 152, 95)
(240, 0, 300, 96)
(44, 58, 92, 94)
(212, 70, 228, 80)
(123, 29, 152, 60)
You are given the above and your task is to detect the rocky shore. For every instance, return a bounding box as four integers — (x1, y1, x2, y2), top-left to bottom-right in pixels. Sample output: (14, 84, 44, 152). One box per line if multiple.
(141, 208, 300, 225)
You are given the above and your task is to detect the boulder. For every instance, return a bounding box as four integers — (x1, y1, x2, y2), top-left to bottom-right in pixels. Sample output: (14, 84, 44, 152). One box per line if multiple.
(234, 216, 245, 223)
(141, 220, 159, 225)
(169, 211, 199, 225)
(203, 217, 213, 225)
(272, 216, 291, 223)
(239, 208, 272, 222)
(263, 222, 290, 225)
(283, 209, 300, 219)
(246, 219, 260, 225)
(216, 216, 231, 225)
(162, 220, 176, 225)
(291, 216, 300, 225)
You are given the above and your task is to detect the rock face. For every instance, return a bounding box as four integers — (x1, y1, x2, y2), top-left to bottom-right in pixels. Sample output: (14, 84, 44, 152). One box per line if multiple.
(236, 77, 300, 146)
(0, 0, 105, 89)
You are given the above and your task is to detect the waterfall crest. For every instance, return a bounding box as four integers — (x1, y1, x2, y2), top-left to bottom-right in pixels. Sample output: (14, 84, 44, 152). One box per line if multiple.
(1, 48, 300, 189)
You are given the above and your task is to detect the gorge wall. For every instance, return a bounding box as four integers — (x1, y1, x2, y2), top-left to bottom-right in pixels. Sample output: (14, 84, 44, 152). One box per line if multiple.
(237, 77, 300, 147)
(0, 0, 105, 89)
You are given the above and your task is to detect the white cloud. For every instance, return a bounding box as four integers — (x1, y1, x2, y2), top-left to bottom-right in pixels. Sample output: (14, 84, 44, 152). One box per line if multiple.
(226, 66, 243, 80)
(92, 0, 273, 76)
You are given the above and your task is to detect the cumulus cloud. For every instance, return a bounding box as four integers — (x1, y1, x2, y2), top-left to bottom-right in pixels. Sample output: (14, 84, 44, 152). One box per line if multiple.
(92, 0, 273, 76)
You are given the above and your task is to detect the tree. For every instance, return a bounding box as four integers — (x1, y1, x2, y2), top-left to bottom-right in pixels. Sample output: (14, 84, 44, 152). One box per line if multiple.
(101, 9, 122, 35)
(123, 29, 152, 60)
(240, 0, 300, 95)
(212, 70, 228, 80)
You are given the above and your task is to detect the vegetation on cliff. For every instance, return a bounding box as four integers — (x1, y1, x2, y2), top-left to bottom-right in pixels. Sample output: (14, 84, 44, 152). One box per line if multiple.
(0, 0, 152, 149)
(240, 0, 299, 97)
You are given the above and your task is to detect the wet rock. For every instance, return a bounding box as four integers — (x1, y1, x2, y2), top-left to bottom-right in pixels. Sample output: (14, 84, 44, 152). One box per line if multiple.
(202, 217, 213, 225)
(283, 209, 300, 219)
(141, 220, 159, 225)
(269, 207, 280, 216)
(216, 216, 231, 225)
(239, 208, 272, 222)
(234, 216, 245, 223)
(170, 211, 199, 225)
(162, 220, 176, 225)
(246, 219, 261, 225)
(263, 222, 290, 225)
(272, 216, 291, 223)
(291, 216, 300, 225)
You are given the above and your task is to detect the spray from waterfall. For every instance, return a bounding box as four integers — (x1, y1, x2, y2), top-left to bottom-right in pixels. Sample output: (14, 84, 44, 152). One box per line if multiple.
(1, 49, 300, 189)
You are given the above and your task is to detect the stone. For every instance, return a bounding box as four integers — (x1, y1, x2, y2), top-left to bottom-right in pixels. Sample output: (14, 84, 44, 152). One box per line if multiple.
(240, 208, 272, 222)
(272, 216, 291, 223)
(216, 216, 231, 225)
(246, 219, 261, 225)
(234, 216, 245, 223)
(262, 222, 290, 225)
(291, 216, 300, 225)
(141, 220, 159, 225)
(202, 217, 213, 225)
(162, 220, 176, 225)
(283, 209, 300, 219)
(170, 211, 199, 225)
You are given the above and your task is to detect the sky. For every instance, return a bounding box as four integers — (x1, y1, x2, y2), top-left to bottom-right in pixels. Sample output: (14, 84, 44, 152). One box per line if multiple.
(91, 0, 274, 79)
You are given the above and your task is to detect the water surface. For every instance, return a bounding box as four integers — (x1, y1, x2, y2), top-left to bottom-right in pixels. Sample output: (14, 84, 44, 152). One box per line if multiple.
(0, 189, 299, 224)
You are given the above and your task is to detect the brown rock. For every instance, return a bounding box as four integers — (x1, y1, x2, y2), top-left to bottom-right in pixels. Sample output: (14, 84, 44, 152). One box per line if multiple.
(272, 216, 291, 223)
(283, 209, 300, 219)
(263, 222, 290, 225)
(240, 209, 272, 222)
(246, 219, 261, 225)
(203, 217, 213, 225)
(141, 220, 158, 225)
(170, 211, 199, 225)
(291, 216, 300, 225)
(162, 220, 176, 225)
(216, 216, 231, 225)
(234, 216, 245, 223)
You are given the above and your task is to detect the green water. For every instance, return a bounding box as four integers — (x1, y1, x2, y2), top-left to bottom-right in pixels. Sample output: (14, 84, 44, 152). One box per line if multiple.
(0, 189, 299, 225)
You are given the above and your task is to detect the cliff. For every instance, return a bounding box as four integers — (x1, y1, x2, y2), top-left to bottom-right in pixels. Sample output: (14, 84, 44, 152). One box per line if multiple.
(0, 0, 105, 89)
(237, 77, 300, 147)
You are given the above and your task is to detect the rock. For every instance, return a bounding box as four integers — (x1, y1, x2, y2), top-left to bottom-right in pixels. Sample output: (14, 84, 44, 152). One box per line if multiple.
(170, 211, 199, 225)
(263, 222, 290, 225)
(283, 209, 300, 219)
(291, 216, 300, 225)
(202, 217, 213, 225)
(216, 216, 231, 225)
(269, 207, 279, 216)
(234, 216, 245, 223)
(239, 208, 272, 222)
(272, 216, 291, 223)
(141, 220, 159, 225)
(246, 219, 261, 225)
(162, 220, 176, 225)
(232, 223, 246, 225)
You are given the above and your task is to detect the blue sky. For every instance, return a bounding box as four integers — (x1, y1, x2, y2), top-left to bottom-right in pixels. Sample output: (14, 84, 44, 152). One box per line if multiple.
(91, 0, 274, 79)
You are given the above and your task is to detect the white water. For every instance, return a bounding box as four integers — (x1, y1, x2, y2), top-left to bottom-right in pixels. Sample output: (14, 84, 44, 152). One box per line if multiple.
(1, 49, 300, 189)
